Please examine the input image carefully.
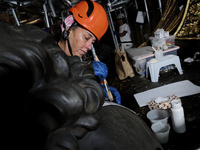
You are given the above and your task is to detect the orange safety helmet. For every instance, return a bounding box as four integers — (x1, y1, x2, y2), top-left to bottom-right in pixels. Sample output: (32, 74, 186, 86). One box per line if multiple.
(68, 0, 108, 41)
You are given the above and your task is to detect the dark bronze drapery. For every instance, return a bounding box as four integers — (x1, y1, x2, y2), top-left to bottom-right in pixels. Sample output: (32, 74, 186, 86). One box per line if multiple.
(138, 0, 200, 47)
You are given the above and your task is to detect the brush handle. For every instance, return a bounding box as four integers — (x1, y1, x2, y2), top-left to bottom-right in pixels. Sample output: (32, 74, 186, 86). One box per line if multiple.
(92, 46, 114, 101)
(103, 79, 114, 101)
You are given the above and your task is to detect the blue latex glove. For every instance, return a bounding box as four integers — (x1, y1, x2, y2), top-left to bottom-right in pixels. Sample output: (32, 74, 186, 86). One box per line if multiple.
(43, 27, 50, 33)
(93, 61, 108, 81)
(101, 85, 121, 104)
(114, 31, 120, 37)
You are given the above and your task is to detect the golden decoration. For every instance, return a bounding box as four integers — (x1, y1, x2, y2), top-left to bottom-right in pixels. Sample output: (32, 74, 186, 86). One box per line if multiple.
(174, 0, 200, 39)
(139, 0, 200, 47)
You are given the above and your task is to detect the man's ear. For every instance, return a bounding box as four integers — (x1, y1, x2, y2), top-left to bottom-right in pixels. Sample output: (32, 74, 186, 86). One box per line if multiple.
(63, 27, 71, 40)
(66, 26, 70, 31)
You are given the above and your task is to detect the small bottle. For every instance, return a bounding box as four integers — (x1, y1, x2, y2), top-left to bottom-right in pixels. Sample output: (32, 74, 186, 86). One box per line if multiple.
(171, 100, 186, 133)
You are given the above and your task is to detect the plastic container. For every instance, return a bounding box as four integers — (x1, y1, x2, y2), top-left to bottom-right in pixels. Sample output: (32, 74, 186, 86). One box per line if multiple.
(149, 37, 166, 49)
(155, 50, 163, 60)
(149, 35, 175, 50)
(147, 109, 169, 124)
(171, 100, 186, 133)
(151, 122, 170, 144)
(154, 29, 165, 38)
(165, 35, 175, 48)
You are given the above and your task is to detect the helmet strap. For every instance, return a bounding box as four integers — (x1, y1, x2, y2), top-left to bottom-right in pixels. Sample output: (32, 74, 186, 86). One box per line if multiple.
(66, 30, 73, 56)
(62, 21, 76, 56)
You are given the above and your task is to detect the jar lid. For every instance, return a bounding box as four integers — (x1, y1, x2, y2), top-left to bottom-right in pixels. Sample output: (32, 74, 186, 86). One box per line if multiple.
(171, 100, 181, 109)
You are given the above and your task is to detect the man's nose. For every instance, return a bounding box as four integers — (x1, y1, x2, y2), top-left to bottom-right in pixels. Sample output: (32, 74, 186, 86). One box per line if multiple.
(86, 41, 92, 50)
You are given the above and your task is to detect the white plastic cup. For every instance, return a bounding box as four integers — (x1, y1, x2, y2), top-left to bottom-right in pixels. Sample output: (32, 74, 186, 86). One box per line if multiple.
(155, 50, 163, 60)
(151, 122, 170, 144)
(147, 109, 169, 124)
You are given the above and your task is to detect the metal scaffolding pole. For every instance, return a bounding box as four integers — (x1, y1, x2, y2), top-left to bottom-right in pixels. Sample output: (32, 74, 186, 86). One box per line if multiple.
(106, 2, 120, 51)
(11, 8, 20, 26)
(134, 0, 138, 10)
(123, 7, 129, 25)
(144, 0, 151, 33)
(134, 0, 145, 41)
(144, 0, 150, 25)
(43, 3, 50, 28)
(158, 0, 162, 15)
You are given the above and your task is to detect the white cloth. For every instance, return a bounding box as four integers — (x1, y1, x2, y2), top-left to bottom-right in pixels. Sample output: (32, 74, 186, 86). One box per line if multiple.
(121, 43, 133, 50)
(134, 80, 200, 107)
(119, 23, 133, 50)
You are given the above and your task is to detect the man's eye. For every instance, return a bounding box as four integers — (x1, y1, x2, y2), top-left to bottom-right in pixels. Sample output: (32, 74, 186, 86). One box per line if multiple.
(85, 37, 89, 41)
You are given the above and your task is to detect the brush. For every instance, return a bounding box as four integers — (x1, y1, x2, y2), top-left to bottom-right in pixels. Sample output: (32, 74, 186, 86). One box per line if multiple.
(91, 44, 114, 101)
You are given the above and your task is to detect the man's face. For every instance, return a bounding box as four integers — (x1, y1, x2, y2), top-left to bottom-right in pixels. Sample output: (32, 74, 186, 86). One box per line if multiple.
(117, 18, 124, 25)
(69, 27, 96, 58)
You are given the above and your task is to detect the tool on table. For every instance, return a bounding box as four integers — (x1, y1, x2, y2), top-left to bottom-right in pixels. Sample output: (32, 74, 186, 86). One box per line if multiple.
(91, 44, 114, 101)
(152, 46, 157, 52)
(157, 45, 161, 51)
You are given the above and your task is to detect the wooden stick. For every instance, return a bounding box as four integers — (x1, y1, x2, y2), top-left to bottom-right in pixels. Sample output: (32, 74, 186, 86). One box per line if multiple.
(152, 46, 157, 52)
(157, 45, 160, 51)
(92, 45, 114, 101)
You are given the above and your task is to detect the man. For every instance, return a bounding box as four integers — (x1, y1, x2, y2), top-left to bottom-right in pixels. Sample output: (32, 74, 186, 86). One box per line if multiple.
(115, 13, 134, 50)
